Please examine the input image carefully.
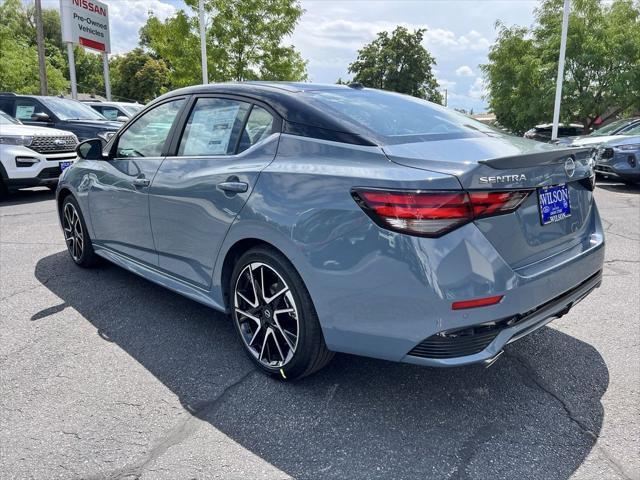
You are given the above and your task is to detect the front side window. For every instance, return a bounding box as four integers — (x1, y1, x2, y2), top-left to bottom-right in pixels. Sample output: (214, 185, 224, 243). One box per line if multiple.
(116, 99, 185, 158)
(100, 107, 121, 120)
(178, 98, 250, 156)
(15, 99, 45, 121)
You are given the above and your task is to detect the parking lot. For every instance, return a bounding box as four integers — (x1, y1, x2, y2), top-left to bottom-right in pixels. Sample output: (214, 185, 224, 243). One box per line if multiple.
(0, 182, 638, 480)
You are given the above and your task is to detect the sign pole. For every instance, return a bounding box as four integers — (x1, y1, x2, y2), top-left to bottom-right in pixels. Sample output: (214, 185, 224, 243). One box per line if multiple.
(103, 52, 111, 100)
(199, 0, 208, 84)
(67, 42, 78, 100)
(551, 0, 570, 141)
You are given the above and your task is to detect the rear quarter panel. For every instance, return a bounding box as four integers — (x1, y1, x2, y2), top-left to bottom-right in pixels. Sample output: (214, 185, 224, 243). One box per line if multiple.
(213, 134, 471, 358)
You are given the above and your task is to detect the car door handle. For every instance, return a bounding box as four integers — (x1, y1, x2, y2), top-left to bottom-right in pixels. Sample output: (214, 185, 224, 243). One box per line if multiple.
(217, 181, 248, 194)
(133, 177, 150, 187)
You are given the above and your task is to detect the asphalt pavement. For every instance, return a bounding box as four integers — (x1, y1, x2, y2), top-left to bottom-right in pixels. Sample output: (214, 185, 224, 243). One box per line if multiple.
(1, 181, 638, 480)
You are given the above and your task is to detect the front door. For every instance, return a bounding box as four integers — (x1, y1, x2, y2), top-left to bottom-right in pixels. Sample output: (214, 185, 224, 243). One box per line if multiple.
(88, 98, 186, 266)
(149, 97, 279, 288)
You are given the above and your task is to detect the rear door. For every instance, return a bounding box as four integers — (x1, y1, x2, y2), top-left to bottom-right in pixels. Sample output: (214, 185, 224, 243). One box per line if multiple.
(88, 97, 187, 266)
(149, 95, 280, 288)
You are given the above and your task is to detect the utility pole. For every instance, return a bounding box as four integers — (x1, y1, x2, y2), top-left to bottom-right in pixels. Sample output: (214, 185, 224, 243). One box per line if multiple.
(35, 0, 48, 95)
(551, 0, 571, 141)
(199, 0, 208, 84)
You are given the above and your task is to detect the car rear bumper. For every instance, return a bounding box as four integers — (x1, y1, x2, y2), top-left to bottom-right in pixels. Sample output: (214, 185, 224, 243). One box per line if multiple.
(402, 268, 602, 367)
(312, 201, 605, 366)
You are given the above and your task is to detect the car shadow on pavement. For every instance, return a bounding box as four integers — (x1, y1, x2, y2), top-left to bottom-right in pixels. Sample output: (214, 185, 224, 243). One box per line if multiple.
(0, 187, 55, 206)
(35, 251, 610, 480)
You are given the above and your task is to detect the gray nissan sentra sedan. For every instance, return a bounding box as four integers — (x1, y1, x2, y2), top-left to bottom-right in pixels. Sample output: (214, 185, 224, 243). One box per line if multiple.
(56, 82, 604, 380)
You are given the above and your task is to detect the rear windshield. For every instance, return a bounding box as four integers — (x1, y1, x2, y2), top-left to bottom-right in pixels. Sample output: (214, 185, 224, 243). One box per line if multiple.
(303, 89, 500, 143)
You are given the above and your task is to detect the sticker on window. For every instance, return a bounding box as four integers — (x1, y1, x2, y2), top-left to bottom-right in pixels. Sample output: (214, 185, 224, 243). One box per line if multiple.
(16, 105, 35, 120)
(182, 104, 240, 156)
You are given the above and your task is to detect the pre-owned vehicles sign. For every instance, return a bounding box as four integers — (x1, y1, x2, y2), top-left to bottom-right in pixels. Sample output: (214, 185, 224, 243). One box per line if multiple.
(60, 0, 111, 53)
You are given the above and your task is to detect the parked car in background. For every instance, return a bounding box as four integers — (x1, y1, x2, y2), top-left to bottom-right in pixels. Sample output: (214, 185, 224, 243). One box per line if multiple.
(0, 93, 121, 142)
(0, 110, 77, 196)
(593, 126, 640, 184)
(57, 82, 604, 379)
(555, 117, 640, 147)
(84, 101, 144, 122)
(524, 123, 585, 142)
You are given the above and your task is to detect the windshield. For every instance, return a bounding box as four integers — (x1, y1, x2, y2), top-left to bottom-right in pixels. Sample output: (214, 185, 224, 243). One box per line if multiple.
(40, 97, 107, 121)
(304, 89, 500, 143)
(0, 110, 20, 125)
(122, 104, 143, 115)
(590, 119, 630, 137)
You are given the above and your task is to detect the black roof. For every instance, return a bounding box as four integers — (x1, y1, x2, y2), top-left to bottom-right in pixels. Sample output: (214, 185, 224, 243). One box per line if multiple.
(153, 82, 380, 146)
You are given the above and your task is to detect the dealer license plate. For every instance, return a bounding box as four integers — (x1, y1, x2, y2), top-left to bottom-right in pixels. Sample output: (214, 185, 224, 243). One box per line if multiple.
(538, 184, 571, 225)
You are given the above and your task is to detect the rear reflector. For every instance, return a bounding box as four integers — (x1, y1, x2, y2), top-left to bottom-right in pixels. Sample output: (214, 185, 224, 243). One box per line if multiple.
(452, 295, 504, 310)
(352, 188, 531, 237)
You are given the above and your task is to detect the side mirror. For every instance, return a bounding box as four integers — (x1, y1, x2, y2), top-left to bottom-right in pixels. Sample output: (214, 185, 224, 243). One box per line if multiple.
(116, 115, 129, 123)
(31, 112, 50, 122)
(77, 138, 106, 160)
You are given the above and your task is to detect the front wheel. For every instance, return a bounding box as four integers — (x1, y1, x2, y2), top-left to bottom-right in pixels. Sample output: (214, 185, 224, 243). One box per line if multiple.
(62, 196, 99, 268)
(230, 246, 333, 380)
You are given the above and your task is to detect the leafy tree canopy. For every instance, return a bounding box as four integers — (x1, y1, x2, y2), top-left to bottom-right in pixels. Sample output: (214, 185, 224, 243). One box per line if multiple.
(110, 48, 171, 103)
(348, 26, 443, 104)
(0, 0, 67, 94)
(140, 0, 308, 87)
(482, 0, 640, 134)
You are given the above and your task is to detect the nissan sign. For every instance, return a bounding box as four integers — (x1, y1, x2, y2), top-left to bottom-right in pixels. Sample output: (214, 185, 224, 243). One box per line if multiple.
(60, 0, 111, 53)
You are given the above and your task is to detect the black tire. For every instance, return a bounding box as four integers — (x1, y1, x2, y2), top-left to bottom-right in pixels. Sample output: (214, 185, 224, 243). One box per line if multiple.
(230, 246, 333, 380)
(0, 178, 8, 199)
(61, 195, 99, 268)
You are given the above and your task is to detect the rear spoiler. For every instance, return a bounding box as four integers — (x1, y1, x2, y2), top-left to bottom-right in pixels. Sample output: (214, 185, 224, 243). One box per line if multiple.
(478, 147, 592, 169)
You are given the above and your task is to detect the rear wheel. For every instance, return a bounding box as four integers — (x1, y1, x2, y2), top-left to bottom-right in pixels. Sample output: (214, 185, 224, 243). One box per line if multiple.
(230, 246, 333, 380)
(62, 196, 98, 268)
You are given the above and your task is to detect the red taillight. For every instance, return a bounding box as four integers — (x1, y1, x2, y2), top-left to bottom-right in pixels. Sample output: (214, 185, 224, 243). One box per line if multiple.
(452, 295, 504, 310)
(352, 188, 531, 237)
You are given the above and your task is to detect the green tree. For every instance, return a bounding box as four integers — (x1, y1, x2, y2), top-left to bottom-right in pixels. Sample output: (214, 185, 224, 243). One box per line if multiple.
(348, 26, 443, 103)
(140, 0, 307, 87)
(0, 0, 68, 94)
(482, 0, 640, 134)
(110, 48, 171, 103)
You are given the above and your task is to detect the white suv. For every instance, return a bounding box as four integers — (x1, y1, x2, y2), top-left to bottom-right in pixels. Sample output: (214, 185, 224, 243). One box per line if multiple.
(0, 110, 78, 195)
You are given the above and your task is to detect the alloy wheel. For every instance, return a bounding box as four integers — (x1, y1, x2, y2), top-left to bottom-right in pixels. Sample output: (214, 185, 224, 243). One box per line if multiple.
(233, 262, 299, 368)
(63, 202, 84, 262)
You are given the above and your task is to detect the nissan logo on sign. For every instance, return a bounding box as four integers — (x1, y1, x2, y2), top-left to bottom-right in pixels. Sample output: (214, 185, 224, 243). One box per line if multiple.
(60, 0, 111, 53)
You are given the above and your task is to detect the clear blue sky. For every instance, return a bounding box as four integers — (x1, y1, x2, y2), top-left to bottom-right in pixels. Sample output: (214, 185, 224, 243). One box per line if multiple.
(42, 0, 540, 112)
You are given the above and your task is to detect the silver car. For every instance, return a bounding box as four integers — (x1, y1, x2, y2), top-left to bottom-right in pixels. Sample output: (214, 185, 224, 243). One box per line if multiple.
(56, 82, 604, 379)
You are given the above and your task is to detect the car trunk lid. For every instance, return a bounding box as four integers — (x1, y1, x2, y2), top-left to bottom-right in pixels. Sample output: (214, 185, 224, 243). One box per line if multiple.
(383, 135, 596, 271)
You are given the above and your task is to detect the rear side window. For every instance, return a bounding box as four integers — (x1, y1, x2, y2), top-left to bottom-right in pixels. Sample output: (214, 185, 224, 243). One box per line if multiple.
(237, 106, 274, 153)
(304, 89, 499, 143)
(178, 98, 250, 156)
